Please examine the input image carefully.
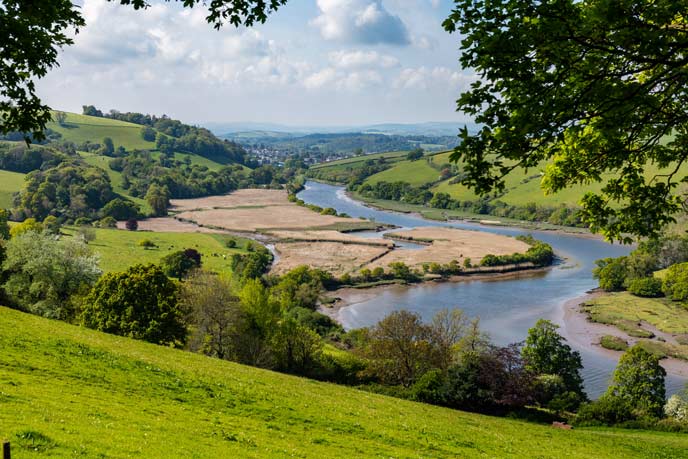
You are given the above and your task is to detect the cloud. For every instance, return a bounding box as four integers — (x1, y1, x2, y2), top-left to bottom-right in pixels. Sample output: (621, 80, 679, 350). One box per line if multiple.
(329, 50, 398, 69)
(304, 66, 383, 91)
(312, 0, 410, 45)
(393, 66, 477, 91)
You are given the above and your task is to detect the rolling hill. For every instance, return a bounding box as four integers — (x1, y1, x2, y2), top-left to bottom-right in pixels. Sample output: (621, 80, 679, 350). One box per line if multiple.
(1, 305, 686, 458)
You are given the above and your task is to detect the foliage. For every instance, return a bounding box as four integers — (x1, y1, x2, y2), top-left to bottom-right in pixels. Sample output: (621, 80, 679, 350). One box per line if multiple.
(146, 183, 170, 217)
(230, 247, 273, 279)
(9, 217, 43, 238)
(593, 257, 629, 292)
(160, 249, 202, 280)
(102, 198, 140, 220)
(480, 239, 553, 268)
(522, 319, 585, 399)
(0, 209, 9, 240)
(125, 218, 138, 231)
(606, 345, 666, 418)
(1, 231, 100, 319)
(81, 264, 185, 345)
(627, 277, 664, 298)
(273, 265, 330, 310)
(14, 161, 115, 221)
(665, 393, 688, 423)
(138, 239, 157, 249)
(575, 396, 637, 427)
(270, 318, 323, 375)
(662, 262, 688, 303)
(0, 143, 68, 173)
(443, 0, 688, 241)
(406, 148, 424, 161)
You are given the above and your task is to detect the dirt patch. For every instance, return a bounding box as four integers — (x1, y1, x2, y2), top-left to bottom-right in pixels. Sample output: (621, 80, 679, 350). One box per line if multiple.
(272, 242, 390, 276)
(170, 189, 290, 211)
(370, 226, 530, 270)
(116, 217, 228, 233)
(267, 230, 392, 247)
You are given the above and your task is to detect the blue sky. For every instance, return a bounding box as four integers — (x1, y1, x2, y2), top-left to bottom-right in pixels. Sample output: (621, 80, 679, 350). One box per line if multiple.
(38, 0, 475, 126)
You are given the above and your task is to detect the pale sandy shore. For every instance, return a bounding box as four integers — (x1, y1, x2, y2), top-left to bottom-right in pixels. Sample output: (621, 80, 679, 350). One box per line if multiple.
(562, 292, 688, 378)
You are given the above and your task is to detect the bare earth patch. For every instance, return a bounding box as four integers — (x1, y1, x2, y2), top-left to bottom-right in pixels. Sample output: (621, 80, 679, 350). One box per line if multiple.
(369, 226, 530, 270)
(170, 189, 290, 211)
(267, 230, 392, 247)
(116, 217, 227, 233)
(272, 242, 390, 276)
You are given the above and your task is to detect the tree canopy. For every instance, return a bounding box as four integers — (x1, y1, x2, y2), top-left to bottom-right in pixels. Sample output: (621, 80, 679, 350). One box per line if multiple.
(1, 0, 286, 140)
(444, 1, 688, 242)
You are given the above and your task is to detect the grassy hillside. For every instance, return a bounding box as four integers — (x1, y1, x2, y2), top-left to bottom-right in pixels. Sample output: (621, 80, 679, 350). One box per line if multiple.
(0, 169, 24, 208)
(1, 307, 686, 458)
(47, 112, 156, 150)
(61, 227, 249, 273)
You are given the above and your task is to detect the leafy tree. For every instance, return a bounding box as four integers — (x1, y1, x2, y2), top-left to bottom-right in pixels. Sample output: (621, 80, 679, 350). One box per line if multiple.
(606, 345, 666, 418)
(363, 310, 438, 386)
(665, 392, 688, 422)
(270, 317, 323, 374)
(662, 262, 688, 303)
(2, 231, 101, 319)
(406, 148, 424, 161)
(101, 137, 115, 156)
(0, 209, 11, 240)
(593, 257, 629, 292)
(141, 126, 156, 142)
(627, 277, 664, 298)
(146, 183, 170, 217)
(522, 319, 585, 397)
(181, 270, 243, 360)
(81, 264, 185, 345)
(2, 1, 286, 139)
(53, 111, 67, 126)
(160, 249, 202, 280)
(443, 0, 688, 241)
(125, 219, 138, 231)
(9, 218, 43, 238)
(102, 198, 140, 220)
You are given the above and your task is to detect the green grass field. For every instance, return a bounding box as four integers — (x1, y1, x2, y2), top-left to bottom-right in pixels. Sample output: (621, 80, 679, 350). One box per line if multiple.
(1, 306, 686, 458)
(0, 169, 24, 208)
(309, 150, 410, 170)
(364, 158, 441, 187)
(61, 227, 249, 273)
(47, 112, 156, 150)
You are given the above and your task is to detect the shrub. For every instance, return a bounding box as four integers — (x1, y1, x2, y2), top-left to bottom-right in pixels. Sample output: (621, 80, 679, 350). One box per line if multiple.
(125, 219, 138, 231)
(9, 218, 43, 238)
(138, 239, 157, 249)
(600, 335, 629, 351)
(662, 262, 688, 303)
(575, 396, 636, 426)
(627, 277, 664, 297)
(410, 369, 447, 405)
(665, 393, 688, 423)
(160, 249, 202, 280)
(593, 257, 628, 291)
(74, 217, 91, 226)
(98, 216, 117, 228)
(226, 238, 237, 248)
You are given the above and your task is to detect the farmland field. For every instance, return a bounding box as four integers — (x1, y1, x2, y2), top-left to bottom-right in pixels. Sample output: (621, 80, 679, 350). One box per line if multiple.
(47, 112, 156, 150)
(1, 305, 686, 458)
(0, 169, 24, 208)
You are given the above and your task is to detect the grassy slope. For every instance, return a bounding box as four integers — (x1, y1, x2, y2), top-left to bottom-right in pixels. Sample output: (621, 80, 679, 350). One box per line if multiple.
(364, 159, 440, 187)
(47, 113, 156, 151)
(61, 227, 248, 273)
(1, 307, 686, 458)
(0, 169, 24, 208)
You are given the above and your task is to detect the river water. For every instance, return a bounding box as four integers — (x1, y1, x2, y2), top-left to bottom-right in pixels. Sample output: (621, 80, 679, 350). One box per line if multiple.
(298, 180, 687, 397)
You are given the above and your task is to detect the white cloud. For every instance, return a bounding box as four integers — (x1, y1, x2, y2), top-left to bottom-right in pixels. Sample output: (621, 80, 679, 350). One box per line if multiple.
(393, 66, 477, 91)
(312, 0, 410, 45)
(329, 50, 398, 69)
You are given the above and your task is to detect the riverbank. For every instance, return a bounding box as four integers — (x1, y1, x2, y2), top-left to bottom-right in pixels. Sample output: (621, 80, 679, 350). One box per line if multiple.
(562, 292, 688, 378)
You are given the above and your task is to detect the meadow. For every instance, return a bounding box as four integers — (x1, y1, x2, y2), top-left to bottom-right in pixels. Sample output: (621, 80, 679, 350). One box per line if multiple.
(0, 169, 24, 208)
(1, 305, 687, 458)
(61, 227, 249, 273)
(47, 112, 157, 150)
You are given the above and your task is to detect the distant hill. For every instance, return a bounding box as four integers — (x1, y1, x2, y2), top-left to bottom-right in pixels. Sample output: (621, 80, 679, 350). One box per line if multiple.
(206, 121, 475, 137)
(1, 305, 683, 458)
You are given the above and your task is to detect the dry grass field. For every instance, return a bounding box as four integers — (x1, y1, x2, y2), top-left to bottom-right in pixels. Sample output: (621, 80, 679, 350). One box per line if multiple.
(267, 230, 392, 247)
(272, 242, 390, 276)
(169, 189, 290, 211)
(369, 227, 530, 270)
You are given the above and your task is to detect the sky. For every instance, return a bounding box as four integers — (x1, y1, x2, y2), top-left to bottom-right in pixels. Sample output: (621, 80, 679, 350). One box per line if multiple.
(37, 0, 476, 127)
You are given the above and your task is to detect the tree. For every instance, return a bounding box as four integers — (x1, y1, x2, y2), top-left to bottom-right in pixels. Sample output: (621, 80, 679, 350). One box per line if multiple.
(160, 249, 202, 280)
(146, 183, 170, 217)
(125, 219, 138, 231)
(662, 262, 688, 303)
(0, 209, 11, 240)
(141, 126, 156, 142)
(53, 111, 67, 126)
(406, 148, 424, 161)
(522, 319, 585, 397)
(101, 137, 115, 156)
(181, 270, 243, 360)
(606, 345, 666, 418)
(2, 231, 101, 319)
(364, 310, 438, 386)
(2, 0, 286, 140)
(42, 215, 61, 234)
(81, 264, 185, 345)
(443, 1, 688, 242)
(593, 257, 629, 292)
(102, 198, 140, 221)
(270, 318, 323, 374)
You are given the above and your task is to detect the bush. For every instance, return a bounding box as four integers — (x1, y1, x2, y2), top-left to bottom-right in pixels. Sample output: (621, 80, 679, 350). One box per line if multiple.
(593, 257, 628, 291)
(410, 369, 447, 405)
(125, 219, 138, 231)
(138, 239, 157, 249)
(575, 396, 636, 426)
(662, 262, 688, 303)
(627, 277, 664, 297)
(160, 250, 202, 280)
(98, 216, 117, 228)
(600, 335, 629, 351)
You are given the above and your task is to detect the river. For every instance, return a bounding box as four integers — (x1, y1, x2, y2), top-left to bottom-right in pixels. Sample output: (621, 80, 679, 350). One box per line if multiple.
(297, 180, 687, 397)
